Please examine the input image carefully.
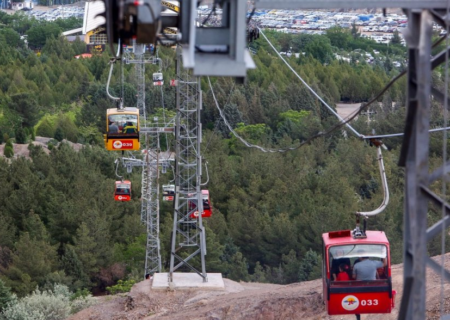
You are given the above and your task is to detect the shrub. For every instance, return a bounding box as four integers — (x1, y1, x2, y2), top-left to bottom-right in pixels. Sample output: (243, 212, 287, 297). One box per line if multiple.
(1, 284, 97, 319)
(55, 115, 78, 143)
(70, 294, 97, 314)
(1, 284, 71, 320)
(4, 145, 13, 158)
(1, 294, 46, 320)
(106, 280, 135, 295)
(35, 117, 55, 138)
(70, 288, 90, 301)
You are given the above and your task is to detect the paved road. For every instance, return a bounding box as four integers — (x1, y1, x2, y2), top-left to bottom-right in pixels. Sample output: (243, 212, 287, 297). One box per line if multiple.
(336, 102, 361, 120)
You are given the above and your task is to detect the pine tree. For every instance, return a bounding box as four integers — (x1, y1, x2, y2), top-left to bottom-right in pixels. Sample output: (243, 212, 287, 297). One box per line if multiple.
(0, 214, 16, 248)
(351, 22, 360, 39)
(298, 249, 322, 281)
(0, 278, 12, 312)
(391, 30, 402, 45)
(14, 127, 26, 144)
(3, 232, 58, 296)
(23, 210, 49, 241)
(227, 252, 250, 282)
(72, 221, 104, 277)
(54, 127, 64, 142)
(251, 262, 267, 283)
(281, 250, 301, 283)
(61, 245, 91, 290)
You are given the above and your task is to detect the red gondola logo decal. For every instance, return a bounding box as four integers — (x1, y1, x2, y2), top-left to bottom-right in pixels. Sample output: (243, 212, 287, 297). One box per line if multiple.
(342, 295, 359, 311)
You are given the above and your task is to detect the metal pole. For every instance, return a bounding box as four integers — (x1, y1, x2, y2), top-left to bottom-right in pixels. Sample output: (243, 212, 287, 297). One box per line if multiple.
(196, 76, 207, 281)
(156, 135, 162, 273)
(169, 47, 181, 283)
(401, 9, 432, 320)
(411, 10, 432, 319)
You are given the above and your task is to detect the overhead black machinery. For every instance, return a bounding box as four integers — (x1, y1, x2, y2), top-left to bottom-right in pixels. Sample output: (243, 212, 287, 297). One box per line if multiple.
(98, 0, 255, 79)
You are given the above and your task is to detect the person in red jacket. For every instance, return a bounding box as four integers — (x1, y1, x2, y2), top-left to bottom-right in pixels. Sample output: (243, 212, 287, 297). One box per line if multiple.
(336, 263, 350, 281)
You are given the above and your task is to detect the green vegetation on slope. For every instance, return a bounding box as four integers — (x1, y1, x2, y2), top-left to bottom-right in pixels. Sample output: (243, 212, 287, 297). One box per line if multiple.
(0, 13, 449, 306)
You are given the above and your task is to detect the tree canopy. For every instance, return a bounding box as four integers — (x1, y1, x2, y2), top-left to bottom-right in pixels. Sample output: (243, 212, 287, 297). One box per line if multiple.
(1, 16, 448, 296)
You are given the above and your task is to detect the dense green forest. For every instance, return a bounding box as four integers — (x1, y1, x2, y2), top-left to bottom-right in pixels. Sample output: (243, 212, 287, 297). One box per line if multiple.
(0, 10, 449, 310)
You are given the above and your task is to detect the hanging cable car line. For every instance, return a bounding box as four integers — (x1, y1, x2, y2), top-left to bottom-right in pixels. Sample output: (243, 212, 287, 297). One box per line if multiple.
(203, 80, 236, 153)
(259, 28, 450, 142)
(364, 126, 450, 139)
(114, 158, 123, 181)
(106, 60, 122, 103)
(201, 161, 209, 186)
(258, 27, 362, 138)
(209, 74, 450, 154)
(356, 145, 389, 217)
(106, 42, 122, 103)
(121, 48, 125, 111)
(208, 76, 297, 152)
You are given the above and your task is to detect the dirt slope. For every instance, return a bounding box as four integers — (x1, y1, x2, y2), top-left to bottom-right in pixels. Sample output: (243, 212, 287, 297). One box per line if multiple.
(68, 254, 450, 320)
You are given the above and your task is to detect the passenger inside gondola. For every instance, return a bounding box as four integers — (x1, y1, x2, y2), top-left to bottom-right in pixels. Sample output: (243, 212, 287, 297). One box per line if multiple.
(109, 121, 119, 133)
(107, 114, 138, 136)
(329, 244, 387, 281)
(352, 249, 387, 280)
(123, 121, 137, 134)
(331, 249, 351, 281)
(336, 264, 350, 281)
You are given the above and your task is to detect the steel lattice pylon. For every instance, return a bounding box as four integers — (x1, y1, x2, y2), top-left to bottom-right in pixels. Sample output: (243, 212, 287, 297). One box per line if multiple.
(141, 133, 162, 276)
(398, 9, 450, 320)
(123, 44, 162, 276)
(169, 47, 207, 282)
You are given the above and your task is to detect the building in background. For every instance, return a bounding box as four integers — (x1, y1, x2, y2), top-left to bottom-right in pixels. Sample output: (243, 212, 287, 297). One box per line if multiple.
(10, 1, 33, 10)
(82, 1, 106, 53)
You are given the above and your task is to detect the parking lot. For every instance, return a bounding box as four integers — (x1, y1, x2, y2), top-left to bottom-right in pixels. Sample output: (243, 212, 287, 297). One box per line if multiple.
(26, 4, 84, 21)
(1, 3, 84, 20)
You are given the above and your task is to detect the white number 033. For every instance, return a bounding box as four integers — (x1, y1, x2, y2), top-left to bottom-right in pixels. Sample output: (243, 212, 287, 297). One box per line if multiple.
(361, 299, 379, 306)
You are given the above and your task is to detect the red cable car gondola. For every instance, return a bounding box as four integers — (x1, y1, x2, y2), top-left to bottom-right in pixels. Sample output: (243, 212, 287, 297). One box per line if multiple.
(162, 184, 175, 201)
(189, 190, 212, 219)
(114, 180, 131, 202)
(322, 229, 396, 317)
(322, 143, 395, 319)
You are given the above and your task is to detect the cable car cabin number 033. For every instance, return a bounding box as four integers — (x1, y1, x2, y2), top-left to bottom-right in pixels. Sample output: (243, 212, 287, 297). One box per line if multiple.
(104, 108, 140, 151)
(322, 230, 396, 316)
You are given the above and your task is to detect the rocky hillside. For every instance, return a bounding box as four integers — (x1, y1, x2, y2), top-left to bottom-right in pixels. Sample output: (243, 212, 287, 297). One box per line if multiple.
(0, 137, 84, 159)
(67, 254, 450, 320)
